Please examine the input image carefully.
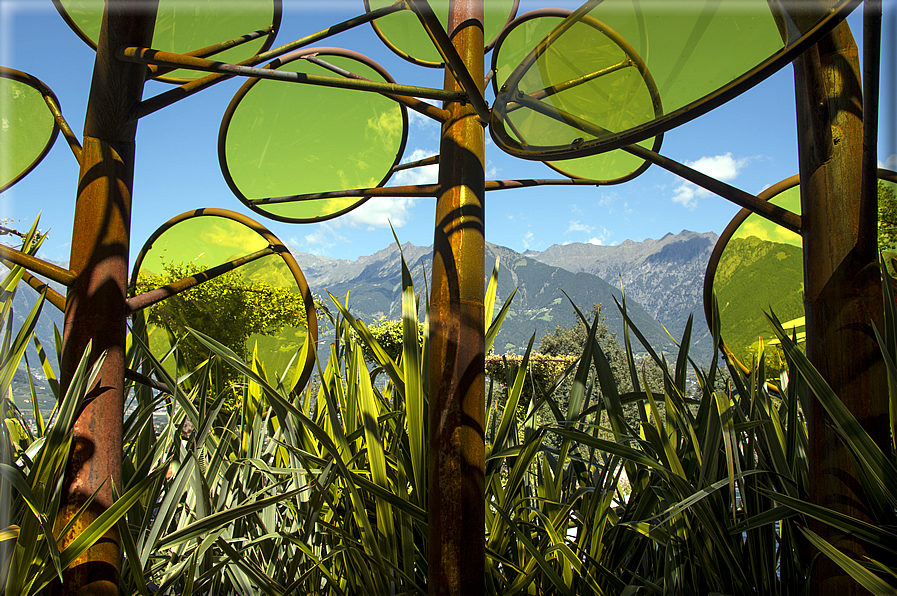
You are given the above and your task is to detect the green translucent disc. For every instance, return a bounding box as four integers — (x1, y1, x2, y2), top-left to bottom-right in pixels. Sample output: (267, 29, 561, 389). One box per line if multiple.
(708, 173, 897, 371)
(366, 0, 517, 67)
(713, 186, 804, 367)
(0, 70, 58, 192)
(53, 0, 280, 83)
(491, 10, 659, 183)
(492, 0, 854, 161)
(219, 49, 407, 223)
(131, 211, 316, 393)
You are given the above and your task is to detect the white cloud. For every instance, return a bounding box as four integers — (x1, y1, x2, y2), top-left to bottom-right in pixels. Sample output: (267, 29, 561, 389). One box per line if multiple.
(597, 190, 619, 208)
(566, 220, 610, 244)
(672, 152, 752, 209)
(567, 220, 593, 234)
(407, 100, 440, 140)
(672, 185, 698, 210)
(522, 231, 535, 249)
(296, 222, 347, 256)
(880, 154, 897, 170)
(292, 193, 416, 252)
(390, 148, 439, 186)
(588, 226, 611, 245)
(343, 196, 415, 229)
(392, 167, 439, 186)
(687, 153, 744, 183)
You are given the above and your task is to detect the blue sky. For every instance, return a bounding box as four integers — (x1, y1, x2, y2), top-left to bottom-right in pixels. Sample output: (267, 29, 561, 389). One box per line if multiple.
(1, 0, 895, 265)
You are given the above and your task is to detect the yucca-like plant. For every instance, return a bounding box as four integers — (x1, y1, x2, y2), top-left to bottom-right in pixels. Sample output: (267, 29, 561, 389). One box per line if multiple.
(0, 221, 162, 596)
(115, 241, 434, 594)
(753, 261, 897, 595)
(111, 241, 897, 595)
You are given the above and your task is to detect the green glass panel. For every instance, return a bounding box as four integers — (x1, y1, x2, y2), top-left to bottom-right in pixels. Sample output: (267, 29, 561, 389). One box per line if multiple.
(57, 0, 277, 81)
(222, 54, 405, 222)
(133, 215, 311, 383)
(493, 0, 850, 156)
(367, 0, 516, 66)
(0, 77, 56, 191)
(493, 13, 655, 182)
(715, 177, 897, 368)
(714, 186, 803, 367)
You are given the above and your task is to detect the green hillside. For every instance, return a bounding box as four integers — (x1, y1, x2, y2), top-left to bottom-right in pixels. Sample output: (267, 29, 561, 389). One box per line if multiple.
(714, 236, 804, 364)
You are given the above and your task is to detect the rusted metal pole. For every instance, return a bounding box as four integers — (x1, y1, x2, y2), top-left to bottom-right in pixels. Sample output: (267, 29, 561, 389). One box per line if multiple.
(427, 1, 485, 594)
(53, 1, 157, 594)
(793, 15, 889, 595)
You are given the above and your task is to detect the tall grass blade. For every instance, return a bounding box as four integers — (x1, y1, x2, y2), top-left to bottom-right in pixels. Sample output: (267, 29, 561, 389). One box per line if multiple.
(800, 527, 897, 595)
(766, 312, 897, 507)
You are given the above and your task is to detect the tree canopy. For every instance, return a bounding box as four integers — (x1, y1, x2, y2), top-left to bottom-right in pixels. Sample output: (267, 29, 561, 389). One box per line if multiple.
(356, 316, 425, 364)
(878, 180, 897, 254)
(135, 262, 309, 382)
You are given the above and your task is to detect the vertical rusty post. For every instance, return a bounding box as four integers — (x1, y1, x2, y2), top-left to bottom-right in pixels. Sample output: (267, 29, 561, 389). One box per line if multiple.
(427, 1, 485, 595)
(793, 15, 889, 596)
(54, 1, 157, 594)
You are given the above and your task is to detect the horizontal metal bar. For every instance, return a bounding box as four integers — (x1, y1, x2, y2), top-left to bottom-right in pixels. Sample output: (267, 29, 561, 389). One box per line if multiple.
(0, 261, 66, 312)
(392, 155, 439, 173)
(132, 1, 410, 119)
(624, 144, 802, 233)
(148, 25, 275, 78)
(257, 1, 407, 65)
(515, 93, 802, 233)
(303, 54, 449, 122)
(127, 246, 275, 314)
(0, 245, 76, 286)
(486, 178, 600, 190)
(120, 48, 465, 101)
(528, 59, 632, 102)
(250, 184, 441, 206)
(302, 54, 448, 121)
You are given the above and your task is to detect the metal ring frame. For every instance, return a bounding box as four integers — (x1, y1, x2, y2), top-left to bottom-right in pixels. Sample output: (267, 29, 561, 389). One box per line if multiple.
(703, 168, 897, 375)
(491, 0, 859, 162)
(363, 0, 520, 68)
(217, 47, 409, 224)
(51, 0, 283, 84)
(490, 7, 663, 163)
(130, 208, 318, 396)
(0, 67, 61, 193)
(489, 8, 662, 185)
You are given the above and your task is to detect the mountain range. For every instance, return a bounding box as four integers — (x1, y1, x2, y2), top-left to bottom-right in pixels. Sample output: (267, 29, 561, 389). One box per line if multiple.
(291, 230, 720, 364)
(7, 230, 723, 376)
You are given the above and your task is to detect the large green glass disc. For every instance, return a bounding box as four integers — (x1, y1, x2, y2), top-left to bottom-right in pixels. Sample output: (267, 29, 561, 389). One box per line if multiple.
(491, 10, 660, 183)
(131, 210, 317, 394)
(53, 0, 280, 83)
(366, 0, 518, 67)
(711, 185, 804, 368)
(491, 0, 855, 161)
(706, 171, 897, 372)
(219, 49, 408, 223)
(0, 69, 59, 192)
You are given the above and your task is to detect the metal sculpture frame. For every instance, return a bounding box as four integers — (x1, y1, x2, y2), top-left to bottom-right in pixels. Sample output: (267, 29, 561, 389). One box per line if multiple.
(0, 0, 887, 594)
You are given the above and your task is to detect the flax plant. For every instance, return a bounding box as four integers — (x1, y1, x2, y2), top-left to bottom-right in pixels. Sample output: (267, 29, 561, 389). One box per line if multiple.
(10, 233, 896, 594)
(0, 221, 160, 596)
